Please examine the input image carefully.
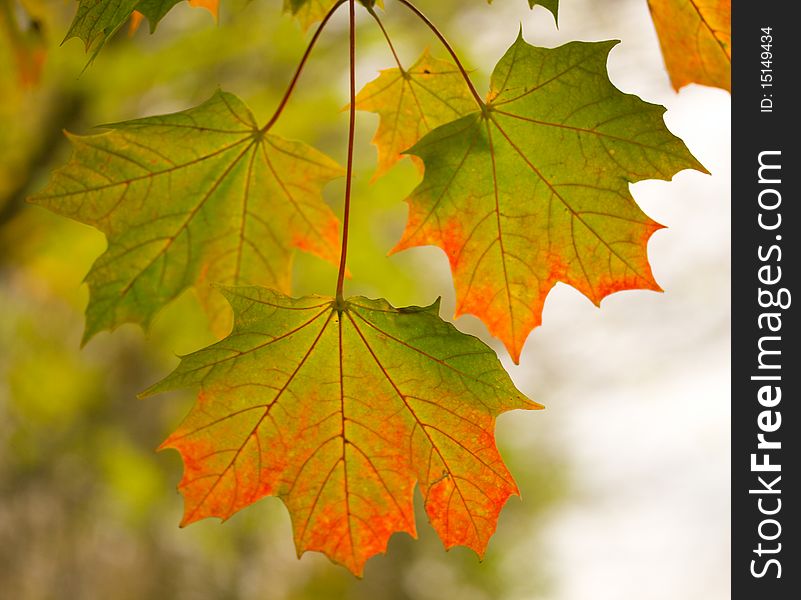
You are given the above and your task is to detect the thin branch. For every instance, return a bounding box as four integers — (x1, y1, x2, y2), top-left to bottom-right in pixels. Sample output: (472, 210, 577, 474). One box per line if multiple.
(262, 0, 347, 133)
(336, 0, 358, 303)
(366, 6, 404, 70)
(393, 0, 485, 108)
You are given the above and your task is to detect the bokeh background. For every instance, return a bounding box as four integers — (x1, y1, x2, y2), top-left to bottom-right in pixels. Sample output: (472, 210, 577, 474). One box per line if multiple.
(0, 0, 730, 598)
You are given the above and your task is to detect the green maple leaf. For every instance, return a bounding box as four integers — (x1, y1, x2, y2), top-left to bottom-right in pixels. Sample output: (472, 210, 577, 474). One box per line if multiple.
(355, 50, 476, 178)
(530, 0, 558, 23)
(64, 0, 192, 53)
(144, 286, 539, 575)
(30, 91, 343, 341)
(393, 35, 706, 362)
(135, 0, 186, 30)
(489, 1, 559, 24)
(65, 0, 140, 52)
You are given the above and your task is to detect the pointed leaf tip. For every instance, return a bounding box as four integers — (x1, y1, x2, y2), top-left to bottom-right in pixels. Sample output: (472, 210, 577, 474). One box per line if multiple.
(66, 0, 218, 56)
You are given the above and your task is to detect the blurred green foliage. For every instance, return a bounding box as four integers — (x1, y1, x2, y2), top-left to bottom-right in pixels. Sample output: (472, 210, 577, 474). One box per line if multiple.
(1, 1, 566, 597)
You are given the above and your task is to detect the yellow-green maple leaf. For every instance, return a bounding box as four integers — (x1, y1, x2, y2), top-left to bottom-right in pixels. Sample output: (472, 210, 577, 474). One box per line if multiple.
(285, 0, 382, 30)
(355, 50, 476, 178)
(30, 91, 343, 341)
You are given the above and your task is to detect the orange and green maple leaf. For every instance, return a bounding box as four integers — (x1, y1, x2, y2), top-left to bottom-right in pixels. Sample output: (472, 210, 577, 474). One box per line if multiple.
(143, 287, 540, 575)
(130, 0, 218, 35)
(188, 0, 218, 15)
(30, 91, 343, 341)
(394, 35, 706, 362)
(647, 0, 731, 92)
(66, 0, 214, 53)
(355, 50, 476, 178)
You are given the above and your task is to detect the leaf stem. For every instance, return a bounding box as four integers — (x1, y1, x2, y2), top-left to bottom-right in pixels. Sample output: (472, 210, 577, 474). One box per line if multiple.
(393, 0, 485, 108)
(336, 0, 358, 303)
(262, 0, 347, 133)
(366, 6, 403, 71)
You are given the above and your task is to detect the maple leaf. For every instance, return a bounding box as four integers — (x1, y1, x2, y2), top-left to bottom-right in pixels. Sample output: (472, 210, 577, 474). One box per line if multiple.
(135, 0, 187, 30)
(529, 0, 558, 22)
(285, 0, 382, 30)
(65, 0, 140, 52)
(129, 0, 218, 36)
(647, 0, 731, 92)
(30, 91, 343, 341)
(284, 0, 337, 30)
(143, 286, 540, 575)
(66, 0, 216, 54)
(488, 1, 559, 24)
(355, 50, 476, 178)
(393, 35, 706, 362)
(187, 0, 219, 17)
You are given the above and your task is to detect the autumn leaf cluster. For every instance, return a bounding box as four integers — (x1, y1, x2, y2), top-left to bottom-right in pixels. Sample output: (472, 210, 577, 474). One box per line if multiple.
(27, 0, 730, 576)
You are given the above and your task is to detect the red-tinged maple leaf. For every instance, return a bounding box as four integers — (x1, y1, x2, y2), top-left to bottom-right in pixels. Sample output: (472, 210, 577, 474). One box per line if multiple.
(647, 0, 731, 92)
(143, 287, 540, 575)
(393, 35, 707, 362)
